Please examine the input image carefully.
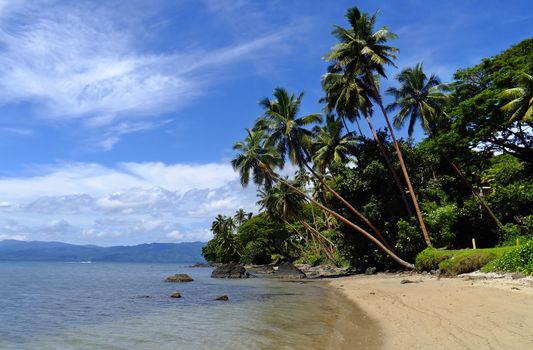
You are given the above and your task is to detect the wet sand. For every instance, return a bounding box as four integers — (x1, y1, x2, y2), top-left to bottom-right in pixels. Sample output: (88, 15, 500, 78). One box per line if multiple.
(328, 273, 533, 349)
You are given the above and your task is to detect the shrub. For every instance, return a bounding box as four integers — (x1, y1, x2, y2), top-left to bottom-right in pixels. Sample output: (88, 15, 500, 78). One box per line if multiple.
(483, 240, 533, 275)
(424, 204, 457, 248)
(438, 251, 496, 275)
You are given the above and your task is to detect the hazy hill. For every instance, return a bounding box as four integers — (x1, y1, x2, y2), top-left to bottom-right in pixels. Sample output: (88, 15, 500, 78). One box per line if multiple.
(0, 240, 205, 263)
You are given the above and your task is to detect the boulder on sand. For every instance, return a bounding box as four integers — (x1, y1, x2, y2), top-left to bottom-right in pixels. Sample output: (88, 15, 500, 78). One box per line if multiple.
(211, 263, 249, 278)
(272, 261, 306, 279)
(165, 274, 194, 282)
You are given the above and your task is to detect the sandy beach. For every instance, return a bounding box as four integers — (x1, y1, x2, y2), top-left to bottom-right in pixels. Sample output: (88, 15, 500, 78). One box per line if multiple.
(328, 273, 533, 349)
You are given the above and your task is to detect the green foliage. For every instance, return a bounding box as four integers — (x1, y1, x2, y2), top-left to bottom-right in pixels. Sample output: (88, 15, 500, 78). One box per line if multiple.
(415, 248, 452, 271)
(483, 241, 533, 275)
(395, 219, 425, 260)
(482, 154, 525, 187)
(424, 204, 457, 247)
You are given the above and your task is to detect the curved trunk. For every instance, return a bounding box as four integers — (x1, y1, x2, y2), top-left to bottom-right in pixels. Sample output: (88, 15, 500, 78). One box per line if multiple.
(302, 161, 394, 251)
(268, 170, 414, 269)
(443, 154, 503, 229)
(367, 73, 432, 247)
(299, 219, 337, 263)
(364, 113, 414, 217)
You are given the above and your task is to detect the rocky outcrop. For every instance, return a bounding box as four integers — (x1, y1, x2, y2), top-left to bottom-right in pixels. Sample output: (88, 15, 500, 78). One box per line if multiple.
(170, 291, 182, 298)
(272, 261, 306, 279)
(211, 263, 249, 278)
(165, 274, 194, 282)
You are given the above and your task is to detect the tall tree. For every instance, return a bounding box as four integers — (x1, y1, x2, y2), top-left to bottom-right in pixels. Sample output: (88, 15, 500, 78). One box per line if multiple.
(386, 63, 448, 136)
(324, 6, 432, 246)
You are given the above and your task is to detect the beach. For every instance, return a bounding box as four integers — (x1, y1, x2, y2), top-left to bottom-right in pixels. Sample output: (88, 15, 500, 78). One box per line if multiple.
(328, 273, 533, 349)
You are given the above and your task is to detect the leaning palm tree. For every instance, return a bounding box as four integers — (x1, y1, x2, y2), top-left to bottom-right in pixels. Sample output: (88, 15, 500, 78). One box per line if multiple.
(324, 6, 432, 247)
(257, 88, 392, 249)
(387, 63, 503, 229)
(501, 71, 533, 122)
(231, 128, 414, 269)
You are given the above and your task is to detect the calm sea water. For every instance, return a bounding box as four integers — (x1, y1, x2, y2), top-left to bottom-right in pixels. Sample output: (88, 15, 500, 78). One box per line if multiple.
(0, 262, 345, 350)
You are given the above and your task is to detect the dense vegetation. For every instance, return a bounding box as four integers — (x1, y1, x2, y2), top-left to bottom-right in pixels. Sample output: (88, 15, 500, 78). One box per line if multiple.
(202, 6, 533, 273)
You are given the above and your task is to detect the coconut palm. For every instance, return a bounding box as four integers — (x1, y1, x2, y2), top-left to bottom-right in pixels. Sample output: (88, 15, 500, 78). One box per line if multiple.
(386, 63, 449, 136)
(234, 208, 251, 226)
(312, 114, 356, 173)
(255, 87, 322, 168)
(231, 130, 414, 269)
(210, 214, 240, 260)
(501, 71, 533, 122)
(231, 128, 283, 189)
(324, 6, 432, 247)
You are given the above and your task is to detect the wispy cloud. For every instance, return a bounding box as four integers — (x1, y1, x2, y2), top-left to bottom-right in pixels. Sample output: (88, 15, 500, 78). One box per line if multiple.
(0, 1, 297, 149)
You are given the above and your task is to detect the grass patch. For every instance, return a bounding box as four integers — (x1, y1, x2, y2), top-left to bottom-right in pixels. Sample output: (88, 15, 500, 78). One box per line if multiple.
(482, 240, 533, 275)
(415, 246, 514, 276)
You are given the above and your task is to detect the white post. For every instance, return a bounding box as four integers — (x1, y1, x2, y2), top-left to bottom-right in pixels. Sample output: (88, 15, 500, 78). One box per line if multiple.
(472, 238, 477, 249)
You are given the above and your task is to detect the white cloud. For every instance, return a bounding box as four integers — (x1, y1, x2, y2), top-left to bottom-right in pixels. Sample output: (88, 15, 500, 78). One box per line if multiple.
(0, 161, 257, 245)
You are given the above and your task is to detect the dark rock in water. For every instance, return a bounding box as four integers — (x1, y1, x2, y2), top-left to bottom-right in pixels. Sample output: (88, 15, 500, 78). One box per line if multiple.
(190, 262, 211, 268)
(365, 267, 377, 275)
(272, 261, 306, 279)
(170, 291, 182, 298)
(165, 274, 194, 282)
(211, 263, 249, 278)
(215, 295, 229, 301)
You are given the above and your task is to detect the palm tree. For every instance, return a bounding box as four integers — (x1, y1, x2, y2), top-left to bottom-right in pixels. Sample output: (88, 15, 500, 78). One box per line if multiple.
(231, 129, 414, 269)
(501, 71, 533, 122)
(324, 6, 432, 247)
(386, 63, 448, 136)
(257, 88, 393, 249)
(210, 214, 240, 260)
(231, 128, 283, 189)
(256, 87, 322, 168)
(311, 114, 356, 173)
(234, 208, 251, 226)
(387, 63, 503, 229)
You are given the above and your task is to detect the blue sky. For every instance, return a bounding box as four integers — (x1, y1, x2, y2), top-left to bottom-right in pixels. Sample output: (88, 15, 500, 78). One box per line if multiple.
(0, 0, 530, 245)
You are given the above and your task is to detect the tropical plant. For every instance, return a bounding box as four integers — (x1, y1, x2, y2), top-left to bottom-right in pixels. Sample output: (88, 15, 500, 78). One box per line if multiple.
(501, 71, 533, 122)
(386, 63, 449, 136)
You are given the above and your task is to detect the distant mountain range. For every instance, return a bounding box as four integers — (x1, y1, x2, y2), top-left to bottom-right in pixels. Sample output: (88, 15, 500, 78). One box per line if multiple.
(0, 240, 206, 263)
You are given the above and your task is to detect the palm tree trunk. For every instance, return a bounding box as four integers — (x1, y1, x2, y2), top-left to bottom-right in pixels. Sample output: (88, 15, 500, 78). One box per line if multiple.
(364, 113, 414, 217)
(299, 219, 337, 263)
(267, 170, 414, 269)
(367, 74, 432, 247)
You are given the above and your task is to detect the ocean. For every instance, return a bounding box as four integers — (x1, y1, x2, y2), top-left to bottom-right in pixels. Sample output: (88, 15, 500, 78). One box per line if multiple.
(0, 262, 349, 349)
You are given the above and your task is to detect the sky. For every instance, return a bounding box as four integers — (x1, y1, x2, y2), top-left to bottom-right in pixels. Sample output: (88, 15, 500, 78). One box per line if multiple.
(0, 0, 530, 245)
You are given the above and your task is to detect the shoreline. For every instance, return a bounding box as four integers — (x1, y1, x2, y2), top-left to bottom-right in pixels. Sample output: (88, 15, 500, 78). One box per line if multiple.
(326, 273, 533, 349)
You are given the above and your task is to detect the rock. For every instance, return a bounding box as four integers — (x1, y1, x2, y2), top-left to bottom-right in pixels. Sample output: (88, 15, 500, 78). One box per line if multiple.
(365, 267, 377, 275)
(272, 261, 306, 279)
(511, 272, 525, 280)
(400, 279, 422, 284)
(190, 262, 211, 268)
(215, 295, 229, 301)
(165, 274, 194, 282)
(211, 263, 249, 278)
(170, 291, 182, 298)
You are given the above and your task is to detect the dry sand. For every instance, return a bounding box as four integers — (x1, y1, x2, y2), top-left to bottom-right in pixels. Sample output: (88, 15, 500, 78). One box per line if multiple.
(328, 273, 533, 349)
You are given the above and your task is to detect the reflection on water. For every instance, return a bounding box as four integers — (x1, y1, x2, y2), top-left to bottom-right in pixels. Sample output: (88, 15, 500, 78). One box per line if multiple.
(0, 262, 359, 350)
